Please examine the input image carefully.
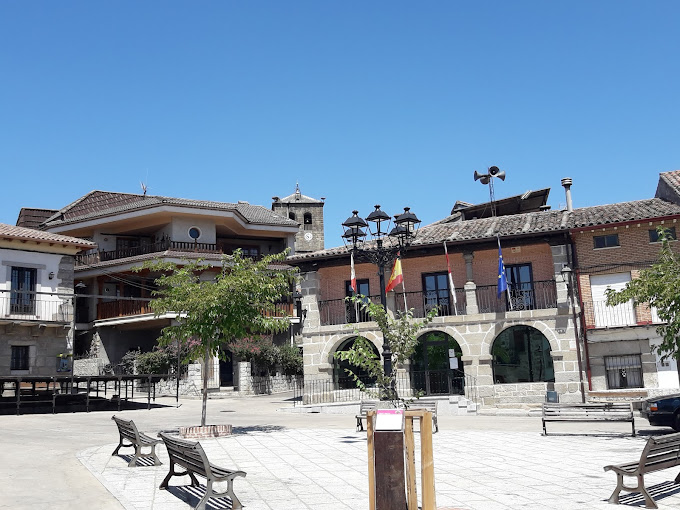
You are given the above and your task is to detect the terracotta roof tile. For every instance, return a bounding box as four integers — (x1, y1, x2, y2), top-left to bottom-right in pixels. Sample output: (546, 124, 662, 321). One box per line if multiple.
(0, 223, 96, 247)
(288, 198, 680, 262)
(43, 191, 297, 228)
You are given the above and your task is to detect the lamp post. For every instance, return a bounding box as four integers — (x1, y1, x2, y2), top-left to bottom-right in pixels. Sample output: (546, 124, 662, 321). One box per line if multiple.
(561, 265, 586, 403)
(341, 205, 421, 380)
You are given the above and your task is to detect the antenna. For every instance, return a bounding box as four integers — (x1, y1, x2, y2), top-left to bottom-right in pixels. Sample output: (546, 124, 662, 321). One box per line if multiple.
(140, 181, 148, 196)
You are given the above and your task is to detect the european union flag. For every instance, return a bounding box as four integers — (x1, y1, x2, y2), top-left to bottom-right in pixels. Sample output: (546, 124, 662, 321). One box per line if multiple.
(497, 242, 508, 299)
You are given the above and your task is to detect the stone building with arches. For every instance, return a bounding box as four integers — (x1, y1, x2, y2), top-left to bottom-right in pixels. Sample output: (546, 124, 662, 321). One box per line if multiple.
(289, 172, 680, 410)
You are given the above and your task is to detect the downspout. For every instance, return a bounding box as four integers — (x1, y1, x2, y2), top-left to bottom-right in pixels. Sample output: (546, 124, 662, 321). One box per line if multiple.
(567, 233, 593, 392)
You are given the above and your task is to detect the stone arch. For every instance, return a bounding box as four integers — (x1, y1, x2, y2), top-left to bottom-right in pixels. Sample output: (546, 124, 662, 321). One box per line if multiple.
(330, 334, 381, 388)
(324, 332, 381, 365)
(490, 325, 555, 384)
(417, 326, 471, 358)
(480, 320, 560, 358)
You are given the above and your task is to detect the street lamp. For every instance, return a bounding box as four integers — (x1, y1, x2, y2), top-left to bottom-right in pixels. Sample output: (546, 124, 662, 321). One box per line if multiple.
(341, 205, 421, 379)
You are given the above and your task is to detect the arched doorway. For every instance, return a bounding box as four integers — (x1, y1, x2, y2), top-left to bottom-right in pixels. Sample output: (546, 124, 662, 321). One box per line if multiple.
(333, 336, 380, 389)
(491, 325, 555, 384)
(412, 331, 464, 395)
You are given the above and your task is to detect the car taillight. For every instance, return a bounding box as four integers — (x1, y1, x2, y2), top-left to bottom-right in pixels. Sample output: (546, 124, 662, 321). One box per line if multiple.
(650, 402, 658, 411)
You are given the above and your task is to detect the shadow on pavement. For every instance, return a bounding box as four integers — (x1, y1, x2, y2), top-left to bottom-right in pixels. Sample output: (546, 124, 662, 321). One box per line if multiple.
(166, 485, 234, 509)
(615, 480, 680, 507)
(232, 424, 286, 434)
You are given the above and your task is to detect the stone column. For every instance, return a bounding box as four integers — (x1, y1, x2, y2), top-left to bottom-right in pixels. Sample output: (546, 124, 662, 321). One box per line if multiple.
(300, 271, 321, 331)
(551, 245, 570, 310)
(463, 252, 478, 315)
(237, 361, 254, 396)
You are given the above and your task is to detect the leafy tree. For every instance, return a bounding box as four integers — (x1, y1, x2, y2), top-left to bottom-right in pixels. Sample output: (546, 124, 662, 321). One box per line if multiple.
(334, 295, 438, 406)
(138, 250, 296, 426)
(606, 228, 680, 360)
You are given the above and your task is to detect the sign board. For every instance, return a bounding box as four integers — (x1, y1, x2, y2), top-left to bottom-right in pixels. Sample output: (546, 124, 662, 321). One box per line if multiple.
(449, 357, 459, 370)
(375, 409, 404, 431)
(448, 349, 456, 358)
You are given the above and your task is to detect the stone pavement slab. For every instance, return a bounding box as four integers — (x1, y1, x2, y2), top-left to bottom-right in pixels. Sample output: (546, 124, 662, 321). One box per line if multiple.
(78, 426, 680, 510)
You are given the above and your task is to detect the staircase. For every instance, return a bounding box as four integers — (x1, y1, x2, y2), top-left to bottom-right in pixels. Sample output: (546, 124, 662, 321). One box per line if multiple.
(449, 394, 478, 415)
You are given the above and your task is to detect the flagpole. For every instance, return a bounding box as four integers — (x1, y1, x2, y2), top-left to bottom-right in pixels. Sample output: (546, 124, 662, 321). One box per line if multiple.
(444, 241, 458, 315)
(498, 234, 513, 311)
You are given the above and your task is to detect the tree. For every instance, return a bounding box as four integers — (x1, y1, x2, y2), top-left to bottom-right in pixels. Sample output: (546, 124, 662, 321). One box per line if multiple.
(138, 250, 296, 426)
(334, 295, 438, 406)
(606, 229, 680, 360)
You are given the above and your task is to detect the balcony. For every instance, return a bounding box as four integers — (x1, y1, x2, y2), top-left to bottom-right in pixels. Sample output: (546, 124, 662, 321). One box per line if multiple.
(583, 300, 638, 329)
(0, 290, 72, 323)
(75, 238, 222, 267)
(394, 289, 467, 318)
(318, 295, 383, 326)
(476, 280, 557, 313)
(95, 296, 296, 321)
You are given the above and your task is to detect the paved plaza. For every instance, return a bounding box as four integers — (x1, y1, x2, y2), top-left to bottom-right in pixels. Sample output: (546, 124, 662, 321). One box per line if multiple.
(2, 394, 680, 510)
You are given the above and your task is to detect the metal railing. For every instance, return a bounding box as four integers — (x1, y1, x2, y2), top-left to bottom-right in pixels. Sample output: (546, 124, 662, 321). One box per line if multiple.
(582, 300, 638, 328)
(293, 369, 477, 406)
(75, 238, 222, 266)
(0, 374, 172, 415)
(394, 289, 467, 317)
(95, 295, 295, 321)
(476, 280, 558, 313)
(318, 295, 382, 326)
(0, 289, 72, 323)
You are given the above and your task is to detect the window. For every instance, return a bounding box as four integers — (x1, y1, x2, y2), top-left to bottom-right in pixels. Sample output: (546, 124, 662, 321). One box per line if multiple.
(116, 237, 141, 251)
(593, 234, 620, 249)
(649, 227, 676, 243)
(10, 267, 36, 314)
(605, 354, 643, 389)
(303, 213, 313, 230)
(422, 272, 450, 315)
(289, 212, 296, 221)
(492, 326, 555, 384)
(188, 227, 201, 240)
(345, 279, 370, 323)
(11, 346, 29, 371)
(506, 263, 535, 310)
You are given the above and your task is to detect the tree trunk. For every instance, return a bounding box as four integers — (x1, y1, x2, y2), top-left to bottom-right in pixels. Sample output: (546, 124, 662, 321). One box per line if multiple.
(201, 348, 209, 427)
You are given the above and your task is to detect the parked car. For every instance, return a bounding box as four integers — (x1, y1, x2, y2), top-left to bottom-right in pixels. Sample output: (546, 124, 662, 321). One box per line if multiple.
(641, 393, 680, 431)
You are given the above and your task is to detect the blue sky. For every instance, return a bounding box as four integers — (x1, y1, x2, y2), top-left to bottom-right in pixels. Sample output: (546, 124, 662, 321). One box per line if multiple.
(1, 2, 678, 248)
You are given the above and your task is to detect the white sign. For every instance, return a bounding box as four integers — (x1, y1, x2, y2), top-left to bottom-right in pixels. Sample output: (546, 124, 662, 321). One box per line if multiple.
(448, 349, 456, 358)
(374, 409, 404, 431)
(449, 357, 459, 370)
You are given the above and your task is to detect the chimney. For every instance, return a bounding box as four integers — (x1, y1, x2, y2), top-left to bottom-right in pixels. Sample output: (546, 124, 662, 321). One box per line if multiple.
(561, 178, 573, 213)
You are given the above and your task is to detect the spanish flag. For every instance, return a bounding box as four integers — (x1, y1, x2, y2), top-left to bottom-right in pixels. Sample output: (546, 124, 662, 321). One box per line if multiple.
(385, 254, 403, 293)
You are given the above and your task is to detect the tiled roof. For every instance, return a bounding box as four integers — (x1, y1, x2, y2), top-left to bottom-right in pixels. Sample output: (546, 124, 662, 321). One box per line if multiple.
(43, 191, 298, 228)
(655, 170, 680, 205)
(288, 197, 680, 262)
(16, 208, 59, 229)
(274, 185, 324, 204)
(0, 223, 96, 247)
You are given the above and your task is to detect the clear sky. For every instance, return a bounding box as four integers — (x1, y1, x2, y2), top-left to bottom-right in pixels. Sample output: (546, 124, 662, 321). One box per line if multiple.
(1, 2, 678, 248)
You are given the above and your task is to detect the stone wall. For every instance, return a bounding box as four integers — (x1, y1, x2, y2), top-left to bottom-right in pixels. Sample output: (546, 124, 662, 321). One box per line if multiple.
(237, 361, 301, 396)
(0, 325, 70, 376)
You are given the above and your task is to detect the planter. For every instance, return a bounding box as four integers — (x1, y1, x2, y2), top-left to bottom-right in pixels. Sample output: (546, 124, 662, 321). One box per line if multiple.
(179, 424, 233, 439)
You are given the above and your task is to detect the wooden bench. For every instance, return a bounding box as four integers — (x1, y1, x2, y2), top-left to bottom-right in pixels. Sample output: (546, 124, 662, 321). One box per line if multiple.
(159, 432, 247, 510)
(111, 415, 162, 467)
(542, 402, 635, 436)
(356, 400, 378, 432)
(410, 400, 439, 433)
(604, 432, 680, 509)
